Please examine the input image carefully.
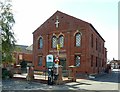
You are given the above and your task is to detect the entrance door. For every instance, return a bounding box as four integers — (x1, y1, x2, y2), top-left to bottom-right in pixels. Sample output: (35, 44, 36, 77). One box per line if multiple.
(59, 58, 66, 70)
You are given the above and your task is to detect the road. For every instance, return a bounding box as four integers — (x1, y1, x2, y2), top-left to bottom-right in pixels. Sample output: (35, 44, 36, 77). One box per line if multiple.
(66, 69, 119, 90)
(1, 69, 120, 91)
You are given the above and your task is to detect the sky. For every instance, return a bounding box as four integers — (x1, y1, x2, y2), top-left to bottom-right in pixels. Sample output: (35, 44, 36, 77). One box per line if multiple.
(11, 0, 119, 60)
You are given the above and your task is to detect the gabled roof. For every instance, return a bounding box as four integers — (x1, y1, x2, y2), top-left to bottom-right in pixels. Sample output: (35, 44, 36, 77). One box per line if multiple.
(33, 10, 89, 34)
(110, 60, 120, 63)
(15, 45, 28, 51)
(33, 10, 105, 42)
(89, 24, 105, 42)
(15, 45, 32, 53)
(26, 44, 33, 51)
(55, 10, 90, 24)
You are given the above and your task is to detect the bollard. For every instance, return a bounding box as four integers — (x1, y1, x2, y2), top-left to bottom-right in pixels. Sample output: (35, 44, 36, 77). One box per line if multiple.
(26, 66, 34, 81)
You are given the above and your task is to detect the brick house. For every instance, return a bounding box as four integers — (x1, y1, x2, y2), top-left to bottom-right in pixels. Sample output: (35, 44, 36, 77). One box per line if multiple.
(14, 45, 33, 66)
(33, 11, 107, 74)
(2, 45, 33, 69)
(110, 59, 120, 69)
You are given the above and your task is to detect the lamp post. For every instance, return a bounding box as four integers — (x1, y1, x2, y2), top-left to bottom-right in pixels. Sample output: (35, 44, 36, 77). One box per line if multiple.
(54, 16, 63, 84)
(53, 40, 60, 72)
(55, 15, 60, 64)
(57, 44, 60, 56)
(54, 16, 61, 81)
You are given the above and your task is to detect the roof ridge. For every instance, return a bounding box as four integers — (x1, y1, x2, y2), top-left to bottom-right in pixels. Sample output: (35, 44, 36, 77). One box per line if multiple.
(56, 10, 90, 24)
(33, 10, 90, 34)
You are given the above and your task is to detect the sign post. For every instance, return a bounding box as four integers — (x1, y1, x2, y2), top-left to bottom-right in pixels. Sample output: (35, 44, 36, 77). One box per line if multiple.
(46, 55, 54, 68)
(46, 55, 54, 85)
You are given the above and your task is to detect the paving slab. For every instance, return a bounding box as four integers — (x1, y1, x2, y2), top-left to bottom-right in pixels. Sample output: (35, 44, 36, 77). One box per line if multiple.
(1, 69, 120, 91)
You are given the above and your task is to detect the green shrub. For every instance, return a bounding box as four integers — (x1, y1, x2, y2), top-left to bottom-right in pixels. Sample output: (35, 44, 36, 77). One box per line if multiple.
(2, 68, 13, 79)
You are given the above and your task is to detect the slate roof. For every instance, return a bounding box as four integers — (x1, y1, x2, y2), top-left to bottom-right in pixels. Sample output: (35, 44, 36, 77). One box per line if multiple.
(15, 45, 32, 53)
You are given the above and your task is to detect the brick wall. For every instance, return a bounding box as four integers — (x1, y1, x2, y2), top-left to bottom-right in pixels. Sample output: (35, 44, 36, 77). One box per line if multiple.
(33, 11, 107, 74)
(14, 52, 33, 64)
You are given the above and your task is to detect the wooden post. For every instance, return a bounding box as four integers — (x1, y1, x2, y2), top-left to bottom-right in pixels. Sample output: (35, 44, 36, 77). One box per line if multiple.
(26, 66, 34, 81)
(72, 67, 76, 82)
(69, 65, 76, 82)
(55, 65, 63, 84)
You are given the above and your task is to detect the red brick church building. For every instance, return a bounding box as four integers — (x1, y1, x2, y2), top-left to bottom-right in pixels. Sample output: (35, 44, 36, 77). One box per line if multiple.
(33, 11, 107, 74)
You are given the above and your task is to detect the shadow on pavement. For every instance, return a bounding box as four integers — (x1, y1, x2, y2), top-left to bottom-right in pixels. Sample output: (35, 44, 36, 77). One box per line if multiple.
(89, 70, 120, 83)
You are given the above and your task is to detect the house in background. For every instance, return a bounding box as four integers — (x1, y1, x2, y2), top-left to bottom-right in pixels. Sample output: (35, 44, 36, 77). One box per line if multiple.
(110, 58, 120, 69)
(33, 11, 107, 74)
(14, 44, 33, 66)
(2, 44, 33, 69)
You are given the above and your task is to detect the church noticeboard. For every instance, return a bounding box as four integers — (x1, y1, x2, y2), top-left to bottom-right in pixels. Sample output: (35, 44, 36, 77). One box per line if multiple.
(46, 55, 54, 68)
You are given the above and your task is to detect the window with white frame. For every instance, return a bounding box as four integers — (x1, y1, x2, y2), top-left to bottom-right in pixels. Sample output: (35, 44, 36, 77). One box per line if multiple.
(75, 55, 80, 66)
(75, 33, 81, 47)
(52, 36, 57, 48)
(58, 35, 64, 48)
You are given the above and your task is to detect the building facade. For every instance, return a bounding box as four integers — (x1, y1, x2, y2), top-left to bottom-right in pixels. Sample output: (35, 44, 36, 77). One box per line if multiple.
(2, 45, 33, 68)
(110, 59, 120, 69)
(14, 45, 33, 65)
(33, 11, 107, 74)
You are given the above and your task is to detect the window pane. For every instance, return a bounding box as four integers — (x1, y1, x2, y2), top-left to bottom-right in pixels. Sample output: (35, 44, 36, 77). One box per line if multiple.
(91, 34, 93, 48)
(52, 36, 57, 48)
(59, 35, 64, 48)
(76, 33, 81, 47)
(38, 56, 42, 66)
(39, 38, 43, 48)
(91, 55, 93, 67)
(96, 57, 97, 67)
(75, 56, 80, 66)
(96, 38, 97, 50)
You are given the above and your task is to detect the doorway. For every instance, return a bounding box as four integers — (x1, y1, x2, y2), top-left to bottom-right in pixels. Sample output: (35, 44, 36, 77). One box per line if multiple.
(59, 58, 66, 70)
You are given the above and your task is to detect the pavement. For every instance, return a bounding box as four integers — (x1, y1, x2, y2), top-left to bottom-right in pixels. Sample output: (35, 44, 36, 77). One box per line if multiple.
(1, 69, 120, 91)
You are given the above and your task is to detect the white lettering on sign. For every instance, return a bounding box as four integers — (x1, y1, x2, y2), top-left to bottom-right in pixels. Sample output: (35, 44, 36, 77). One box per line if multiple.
(49, 50, 66, 53)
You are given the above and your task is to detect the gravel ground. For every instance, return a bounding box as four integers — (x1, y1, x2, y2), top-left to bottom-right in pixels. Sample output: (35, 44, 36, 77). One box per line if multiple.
(2, 79, 68, 90)
(2, 79, 86, 91)
(1, 69, 120, 92)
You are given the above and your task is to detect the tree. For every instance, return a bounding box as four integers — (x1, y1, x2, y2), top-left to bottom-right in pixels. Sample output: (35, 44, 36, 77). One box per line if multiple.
(0, 0, 16, 65)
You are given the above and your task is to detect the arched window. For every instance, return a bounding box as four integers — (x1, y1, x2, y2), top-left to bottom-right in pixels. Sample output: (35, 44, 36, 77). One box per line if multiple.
(52, 36, 57, 48)
(75, 33, 81, 47)
(38, 56, 42, 66)
(58, 35, 64, 48)
(75, 55, 80, 66)
(38, 37, 43, 49)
